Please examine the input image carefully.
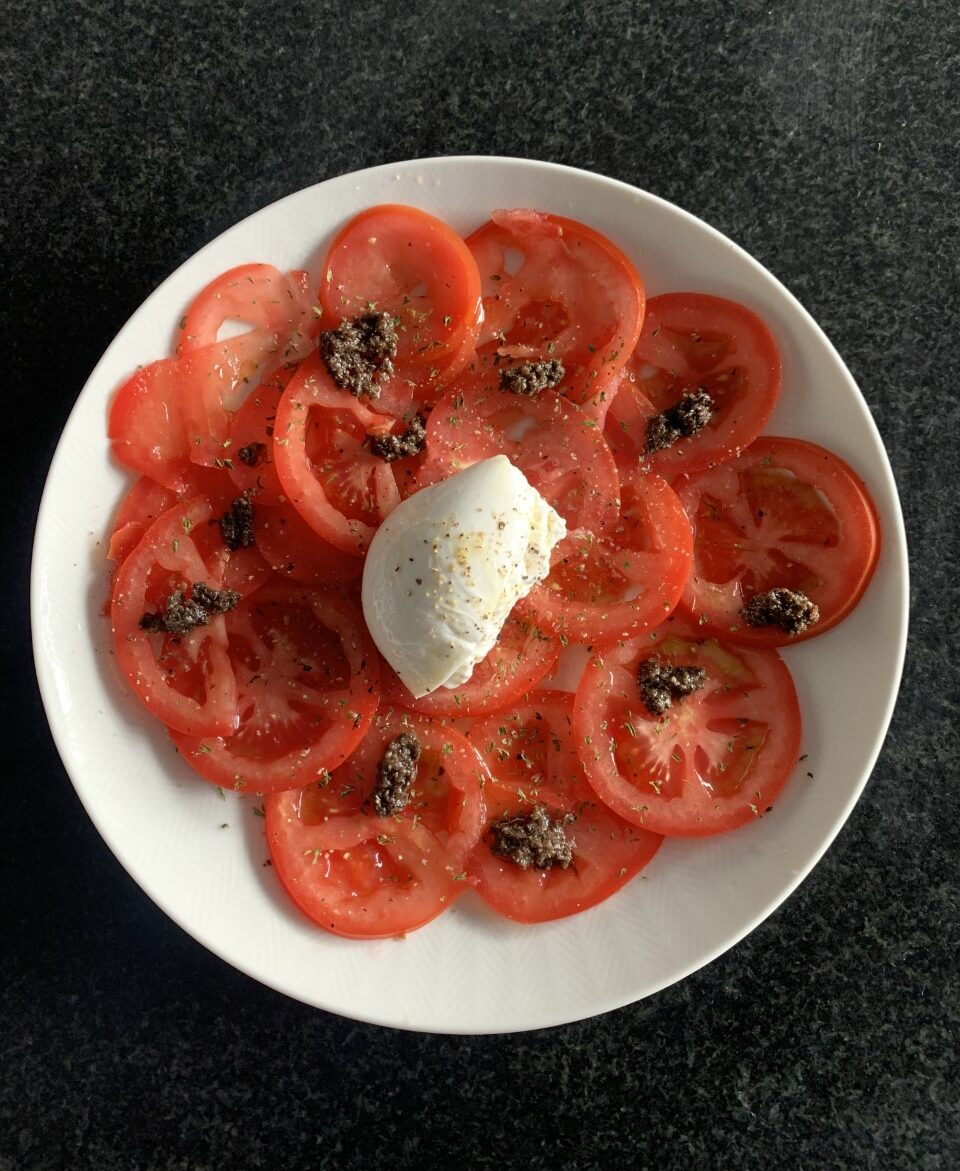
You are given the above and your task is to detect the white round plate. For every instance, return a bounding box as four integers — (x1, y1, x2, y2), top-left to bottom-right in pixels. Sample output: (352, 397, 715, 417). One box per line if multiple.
(32, 157, 907, 1034)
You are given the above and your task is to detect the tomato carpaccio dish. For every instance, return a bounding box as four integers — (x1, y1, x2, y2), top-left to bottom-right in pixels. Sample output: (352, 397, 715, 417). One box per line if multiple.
(105, 204, 880, 938)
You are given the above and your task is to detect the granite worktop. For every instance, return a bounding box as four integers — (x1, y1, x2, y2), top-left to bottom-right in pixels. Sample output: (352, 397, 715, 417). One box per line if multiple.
(3, 1, 958, 1167)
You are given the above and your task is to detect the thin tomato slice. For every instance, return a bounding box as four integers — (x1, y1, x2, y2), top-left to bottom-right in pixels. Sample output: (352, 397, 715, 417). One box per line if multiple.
(179, 329, 282, 467)
(226, 363, 297, 505)
(527, 468, 693, 646)
(605, 293, 781, 477)
(466, 209, 644, 413)
(178, 263, 313, 359)
(467, 693, 661, 923)
(108, 359, 192, 490)
(107, 478, 177, 566)
(272, 353, 413, 555)
(574, 618, 802, 836)
(415, 358, 621, 534)
(111, 495, 241, 738)
(674, 437, 880, 646)
(170, 581, 379, 794)
(380, 603, 559, 719)
(254, 502, 362, 588)
(266, 711, 487, 937)
(320, 204, 482, 376)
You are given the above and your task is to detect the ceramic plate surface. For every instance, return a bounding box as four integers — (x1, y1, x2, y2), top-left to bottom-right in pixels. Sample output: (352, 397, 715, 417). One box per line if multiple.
(32, 157, 907, 1033)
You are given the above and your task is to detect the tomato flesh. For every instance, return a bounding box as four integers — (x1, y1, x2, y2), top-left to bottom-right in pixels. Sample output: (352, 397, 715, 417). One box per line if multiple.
(574, 619, 801, 835)
(467, 693, 661, 922)
(527, 468, 693, 646)
(266, 711, 487, 937)
(674, 437, 880, 646)
(170, 581, 379, 794)
(605, 293, 781, 477)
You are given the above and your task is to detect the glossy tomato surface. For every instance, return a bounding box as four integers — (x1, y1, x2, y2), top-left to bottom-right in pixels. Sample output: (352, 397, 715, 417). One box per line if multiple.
(574, 619, 801, 835)
(674, 437, 880, 646)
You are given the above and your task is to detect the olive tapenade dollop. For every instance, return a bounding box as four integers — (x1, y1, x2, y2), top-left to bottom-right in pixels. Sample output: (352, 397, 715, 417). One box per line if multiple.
(319, 310, 398, 399)
(740, 588, 820, 635)
(139, 582, 240, 637)
(220, 494, 255, 550)
(637, 657, 707, 716)
(498, 359, 565, 397)
(370, 413, 427, 462)
(372, 732, 421, 816)
(237, 442, 267, 468)
(645, 388, 714, 454)
(489, 806, 575, 870)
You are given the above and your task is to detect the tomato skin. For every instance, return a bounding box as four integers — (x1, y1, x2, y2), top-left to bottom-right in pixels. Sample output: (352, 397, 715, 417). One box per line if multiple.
(380, 603, 559, 719)
(574, 619, 802, 836)
(466, 209, 644, 414)
(467, 693, 661, 923)
(266, 711, 487, 937)
(111, 495, 241, 738)
(674, 437, 881, 647)
(605, 293, 781, 477)
(526, 467, 693, 646)
(272, 353, 406, 556)
(170, 581, 379, 794)
(320, 204, 482, 384)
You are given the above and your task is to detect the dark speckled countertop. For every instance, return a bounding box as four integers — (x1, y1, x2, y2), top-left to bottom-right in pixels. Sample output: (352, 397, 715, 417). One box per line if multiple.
(3, 1, 958, 1168)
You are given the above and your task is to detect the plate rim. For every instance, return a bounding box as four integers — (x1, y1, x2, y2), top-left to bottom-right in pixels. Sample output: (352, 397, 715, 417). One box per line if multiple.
(30, 155, 909, 1033)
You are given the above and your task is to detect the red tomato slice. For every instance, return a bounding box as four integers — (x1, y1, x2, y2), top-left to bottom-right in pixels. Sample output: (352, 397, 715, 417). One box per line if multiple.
(178, 263, 313, 359)
(272, 353, 411, 555)
(179, 329, 282, 467)
(254, 501, 362, 588)
(466, 693, 661, 923)
(527, 468, 693, 645)
(380, 603, 559, 719)
(414, 359, 621, 534)
(320, 204, 482, 376)
(170, 581, 379, 794)
(226, 362, 297, 505)
(466, 209, 644, 412)
(574, 619, 802, 836)
(111, 495, 242, 738)
(674, 437, 880, 646)
(107, 477, 177, 566)
(109, 359, 193, 490)
(265, 710, 487, 937)
(605, 294, 781, 477)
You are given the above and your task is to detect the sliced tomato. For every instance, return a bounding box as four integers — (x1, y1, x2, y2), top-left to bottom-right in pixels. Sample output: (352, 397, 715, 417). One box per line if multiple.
(380, 603, 559, 719)
(320, 204, 482, 377)
(605, 293, 781, 477)
(466, 209, 644, 413)
(178, 263, 313, 359)
(272, 353, 413, 555)
(674, 437, 880, 646)
(265, 710, 487, 937)
(111, 495, 241, 737)
(226, 362, 297, 505)
(414, 359, 621, 534)
(179, 329, 283, 467)
(527, 468, 693, 646)
(254, 501, 362, 588)
(107, 477, 177, 566)
(109, 359, 193, 490)
(170, 581, 378, 794)
(574, 618, 802, 836)
(466, 693, 661, 923)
